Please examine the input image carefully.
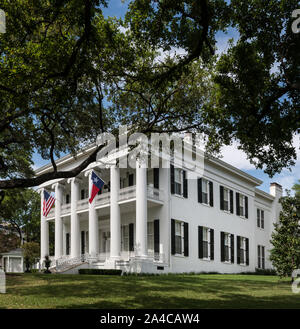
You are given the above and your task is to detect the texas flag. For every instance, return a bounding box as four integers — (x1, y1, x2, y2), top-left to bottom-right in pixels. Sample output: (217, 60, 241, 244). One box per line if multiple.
(89, 171, 105, 204)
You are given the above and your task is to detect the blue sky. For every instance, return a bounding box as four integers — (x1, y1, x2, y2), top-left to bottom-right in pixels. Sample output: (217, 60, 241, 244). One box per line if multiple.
(32, 1, 299, 195)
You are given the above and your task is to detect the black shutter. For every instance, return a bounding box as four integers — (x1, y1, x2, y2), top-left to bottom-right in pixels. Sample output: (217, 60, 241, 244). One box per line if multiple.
(230, 234, 234, 263)
(221, 232, 225, 262)
(220, 186, 224, 210)
(81, 231, 85, 254)
(198, 178, 202, 203)
(198, 226, 203, 259)
(154, 219, 160, 254)
(183, 170, 188, 198)
(245, 196, 248, 218)
(230, 190, 234, 213)
(128, 174, 134, 187)
(170, 164, 175, 194)
(246, 238, 249, 265)
(171, 219, 175, 255)
(184, 222, 189, 256)
(66, 233, 70, 255)
(237, 236, 241, 265)
(236, 192, 240, 216)
(153, 168, 159, 189)
(261, 211, 264, 229)
(209, 181, 214, 207)
(210, 229, 214, 260)
(129, 223, 134, 251)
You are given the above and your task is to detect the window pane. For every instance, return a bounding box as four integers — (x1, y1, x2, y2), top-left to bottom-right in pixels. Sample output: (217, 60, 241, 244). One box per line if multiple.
(175, 236, 182, 254)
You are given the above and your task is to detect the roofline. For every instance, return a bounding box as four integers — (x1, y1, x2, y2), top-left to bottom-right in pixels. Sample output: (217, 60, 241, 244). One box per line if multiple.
(34, 143, 97, 176)
(35, 143, 263, 187)
(255, 187, 275, 201)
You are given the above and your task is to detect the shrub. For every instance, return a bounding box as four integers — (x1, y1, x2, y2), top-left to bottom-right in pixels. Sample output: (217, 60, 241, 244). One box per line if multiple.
(78, 269, 122, 275)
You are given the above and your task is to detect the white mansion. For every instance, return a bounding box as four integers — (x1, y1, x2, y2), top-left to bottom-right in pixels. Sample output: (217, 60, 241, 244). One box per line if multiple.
(36, 143, 282, 274)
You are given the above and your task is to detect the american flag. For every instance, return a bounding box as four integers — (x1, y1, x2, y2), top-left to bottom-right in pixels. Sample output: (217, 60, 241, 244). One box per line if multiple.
(43, 190, 55, 217)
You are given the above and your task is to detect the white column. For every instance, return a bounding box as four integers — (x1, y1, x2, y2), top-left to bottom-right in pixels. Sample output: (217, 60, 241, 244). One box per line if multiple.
(110, 165, 121, 258)
(136, 160, 148, 258)
(40, 188, 49, 262)
(86, 171, 99, 259)
(68, 177, 80, 259)
(52, 183, 64, 259)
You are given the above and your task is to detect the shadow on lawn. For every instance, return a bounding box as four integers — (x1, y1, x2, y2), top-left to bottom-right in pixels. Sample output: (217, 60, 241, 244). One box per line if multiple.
(5, 274, 298, 309)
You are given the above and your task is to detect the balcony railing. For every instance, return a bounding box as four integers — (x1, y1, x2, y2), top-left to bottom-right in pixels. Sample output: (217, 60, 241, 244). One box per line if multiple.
(47, 185, 163, 218)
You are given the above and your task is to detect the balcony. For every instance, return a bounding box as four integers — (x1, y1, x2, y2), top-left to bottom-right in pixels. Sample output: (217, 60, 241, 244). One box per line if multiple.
(47, 185, 164, 219)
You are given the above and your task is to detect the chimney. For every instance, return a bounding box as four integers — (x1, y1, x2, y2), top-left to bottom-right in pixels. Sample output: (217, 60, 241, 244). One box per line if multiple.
(270, 182, 283, 199)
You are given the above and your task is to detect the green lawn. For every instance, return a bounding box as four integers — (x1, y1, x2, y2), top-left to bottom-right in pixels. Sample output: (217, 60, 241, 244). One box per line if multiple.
(0, 273, 298, 309)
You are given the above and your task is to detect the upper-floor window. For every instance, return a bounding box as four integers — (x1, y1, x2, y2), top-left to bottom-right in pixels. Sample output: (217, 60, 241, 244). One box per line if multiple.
(198, 178, 214, 206)
(174, 168, 182, 196)
(257, 209, 265, 229)
(66, 194, 70, 204)
(171, 165, 188, 198)
(220, 186, 233, 213)
(236, 193, 248, 218)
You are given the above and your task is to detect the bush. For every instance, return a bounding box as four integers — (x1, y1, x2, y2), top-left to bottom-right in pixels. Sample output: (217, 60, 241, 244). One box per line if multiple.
(78, 269, 122, 275)
(255, 268, 277, 275)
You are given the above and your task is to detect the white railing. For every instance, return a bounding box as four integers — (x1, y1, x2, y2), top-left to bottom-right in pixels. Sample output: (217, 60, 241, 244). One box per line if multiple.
(46, 185, 164, 219)
(95, 192, 111, 207)
(119, 186, 136, 202)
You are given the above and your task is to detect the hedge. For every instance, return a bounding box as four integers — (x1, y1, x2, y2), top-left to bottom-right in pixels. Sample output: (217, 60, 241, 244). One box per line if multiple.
(78, 269, 122, 275)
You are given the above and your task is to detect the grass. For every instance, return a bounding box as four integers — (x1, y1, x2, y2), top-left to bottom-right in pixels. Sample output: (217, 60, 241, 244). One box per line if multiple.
(0, 273, 298, 309)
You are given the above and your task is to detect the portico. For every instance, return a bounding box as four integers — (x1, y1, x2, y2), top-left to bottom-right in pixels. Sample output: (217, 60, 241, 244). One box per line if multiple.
(39, 163, 165, 270)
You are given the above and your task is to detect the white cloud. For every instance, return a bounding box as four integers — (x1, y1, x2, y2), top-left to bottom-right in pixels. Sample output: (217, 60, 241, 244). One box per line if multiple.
(220, 135, 300, 194)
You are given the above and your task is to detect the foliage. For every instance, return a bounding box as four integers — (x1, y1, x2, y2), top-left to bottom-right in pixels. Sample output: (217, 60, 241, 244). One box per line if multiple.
(270, 193, 300, 278)
(0, 189, 40, 244)
(0, 230, 20, 254)
(22, 241, 39, 272)
(0, 0, 298, 192)
(292, 180, 300, 199)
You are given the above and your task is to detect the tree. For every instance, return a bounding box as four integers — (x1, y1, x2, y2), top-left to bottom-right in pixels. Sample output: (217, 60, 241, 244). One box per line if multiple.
(22, 241, 40, 272)
(0, 189, 41, 244)
(292, 180, 300, 199)
(270, 193, 300, 280)
(0, 230, 20, 254)
(0, 0, 298, 193)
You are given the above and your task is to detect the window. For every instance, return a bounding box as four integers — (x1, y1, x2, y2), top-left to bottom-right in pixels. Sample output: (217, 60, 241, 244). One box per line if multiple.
(121, 225, 129, 251)
(202, 227, 211, 259)
(223, 188, 229, 211)
(236, 193, 248, 218)
(175, 221, 184, 255)
(147, 222, 154, 253)
(239, 237, 246, 265)
(66, 194, 70, 204)
(257, 209, 265, 229)
(224, 233, 231, 262)
(258, 245, 265, 269)
(239, 195, 245, 217)
(174, 168, 182, 196)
